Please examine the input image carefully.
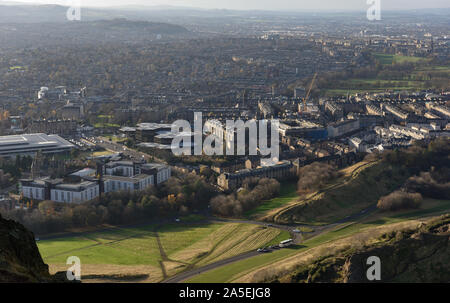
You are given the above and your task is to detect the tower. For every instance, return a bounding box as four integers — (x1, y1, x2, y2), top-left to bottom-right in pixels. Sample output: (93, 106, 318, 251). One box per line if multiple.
(31, 150, 43, 179)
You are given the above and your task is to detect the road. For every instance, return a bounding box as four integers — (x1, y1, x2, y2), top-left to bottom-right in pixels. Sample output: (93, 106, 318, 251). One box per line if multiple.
(162, 250, 261, 283)
(96, 136, 166, 164)
(161, 203, 378, 283)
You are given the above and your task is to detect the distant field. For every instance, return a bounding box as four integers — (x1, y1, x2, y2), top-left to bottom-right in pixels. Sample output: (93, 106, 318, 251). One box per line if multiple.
(374, 53, 429, 65)
(322, 53, 449, 96)
(93, 123, 120, 129)
(38, 221, 285, 282)
(91, 150, 116, 157)
(102, 135, 127, 143)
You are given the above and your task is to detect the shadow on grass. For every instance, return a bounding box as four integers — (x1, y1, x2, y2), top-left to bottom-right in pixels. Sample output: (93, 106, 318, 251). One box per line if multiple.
(82, 274, 149, 282)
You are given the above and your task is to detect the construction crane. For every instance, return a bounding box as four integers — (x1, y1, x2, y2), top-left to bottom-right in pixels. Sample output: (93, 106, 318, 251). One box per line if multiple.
(301, 72, 318, 113)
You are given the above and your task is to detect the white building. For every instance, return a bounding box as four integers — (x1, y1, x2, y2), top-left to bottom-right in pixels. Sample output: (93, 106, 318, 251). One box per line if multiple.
(0, 134, 74, 158)
(139, 163, 171, 185)
(50, 182, 99, 203)
(102, 161, 171, 193)
(20, 178, 99, 203)
(327, 119, 360, 138)
(104, 161, 136, 177)
(103, 174, 154, 193)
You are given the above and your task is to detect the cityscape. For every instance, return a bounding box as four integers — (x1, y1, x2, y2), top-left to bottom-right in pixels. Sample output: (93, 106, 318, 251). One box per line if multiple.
(0, 0, 449, 291)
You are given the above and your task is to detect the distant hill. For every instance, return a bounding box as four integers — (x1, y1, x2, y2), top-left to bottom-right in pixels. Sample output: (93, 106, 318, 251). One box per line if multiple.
(76, 18, 190, 35)
(0, 16, 192, 49)
(0, 4, 71, 23)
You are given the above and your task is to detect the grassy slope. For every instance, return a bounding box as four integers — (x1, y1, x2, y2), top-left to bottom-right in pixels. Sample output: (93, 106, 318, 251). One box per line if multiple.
(187, 199, 450, 283)
(245, 182, 298, 219)
(276, 161, 409, 225)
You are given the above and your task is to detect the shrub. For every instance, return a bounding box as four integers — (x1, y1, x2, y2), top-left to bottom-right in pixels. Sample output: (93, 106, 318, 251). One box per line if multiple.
(404, 172, 450, 200)
(297, 162, 340, 194)
(377, 190, 422, 211)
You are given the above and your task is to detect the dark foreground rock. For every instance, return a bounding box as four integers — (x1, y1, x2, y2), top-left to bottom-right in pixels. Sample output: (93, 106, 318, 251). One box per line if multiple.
(0, 213, 69, 283)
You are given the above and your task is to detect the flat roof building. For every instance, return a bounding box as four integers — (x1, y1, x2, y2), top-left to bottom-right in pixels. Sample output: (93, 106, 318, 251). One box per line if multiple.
(20, 177, 99, 203)
(0, 133, 75, 158)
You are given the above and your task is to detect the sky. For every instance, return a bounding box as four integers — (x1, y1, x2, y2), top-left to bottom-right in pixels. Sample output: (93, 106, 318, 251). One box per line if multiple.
(7, 0, 450, 11)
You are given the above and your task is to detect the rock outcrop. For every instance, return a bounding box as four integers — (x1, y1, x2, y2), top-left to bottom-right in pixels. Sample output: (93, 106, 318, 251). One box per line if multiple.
(0, 213, 64, 282)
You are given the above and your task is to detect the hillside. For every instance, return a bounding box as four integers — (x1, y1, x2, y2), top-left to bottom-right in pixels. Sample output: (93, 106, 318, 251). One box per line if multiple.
(272, 214, 450, 283)
(0, 213, 67, 282)
(275, 161, 409, 225)
(0, 13, 192, 49)
(275, 139, 450, 225)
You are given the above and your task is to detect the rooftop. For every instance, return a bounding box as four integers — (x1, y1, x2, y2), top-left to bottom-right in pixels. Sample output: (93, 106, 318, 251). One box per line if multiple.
(0, 134, 74, 156)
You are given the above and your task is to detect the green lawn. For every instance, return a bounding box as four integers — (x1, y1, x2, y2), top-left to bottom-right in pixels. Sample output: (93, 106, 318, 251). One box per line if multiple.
(47, 240, 160, 266)
(38, 237, 98, 259)
(374, 53, 428, 65)
(94, 123, 120, 129)
(103, 135, 127, 143)
(245, 183, 298, 218)
(38, 225, 162, 266)
(37, 221, 285, 274)
(159, 223, 224, 257)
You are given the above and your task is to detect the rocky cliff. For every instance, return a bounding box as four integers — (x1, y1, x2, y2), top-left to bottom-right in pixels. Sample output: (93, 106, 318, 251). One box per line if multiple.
(0, 213, 64, 282)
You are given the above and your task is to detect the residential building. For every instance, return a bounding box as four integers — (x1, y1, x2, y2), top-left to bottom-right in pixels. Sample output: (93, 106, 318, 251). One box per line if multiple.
(217, 160, 295, 190)
(20, 177, 99, 203)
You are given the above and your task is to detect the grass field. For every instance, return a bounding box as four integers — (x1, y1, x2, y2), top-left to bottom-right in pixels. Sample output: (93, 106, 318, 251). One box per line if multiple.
(94, 123, 121, 129)
(91, 150, 117, 157)
(38, 221, 285, 282)
(102, 135, 128, 143)
(374, 53, 429, 65)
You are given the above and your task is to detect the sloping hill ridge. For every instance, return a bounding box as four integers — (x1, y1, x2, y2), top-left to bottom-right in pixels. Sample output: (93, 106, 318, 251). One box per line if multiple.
(275, 162, 409, 225)
(0, 213, 66, 282)
(274, 215, 450, 283)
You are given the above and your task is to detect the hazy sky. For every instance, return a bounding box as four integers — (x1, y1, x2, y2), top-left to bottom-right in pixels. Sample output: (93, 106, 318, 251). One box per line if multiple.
(9, 0, 450, 11)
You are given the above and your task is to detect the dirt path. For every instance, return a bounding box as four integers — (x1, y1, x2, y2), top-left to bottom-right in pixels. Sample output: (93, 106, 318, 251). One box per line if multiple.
(154, 230, 168, 279)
